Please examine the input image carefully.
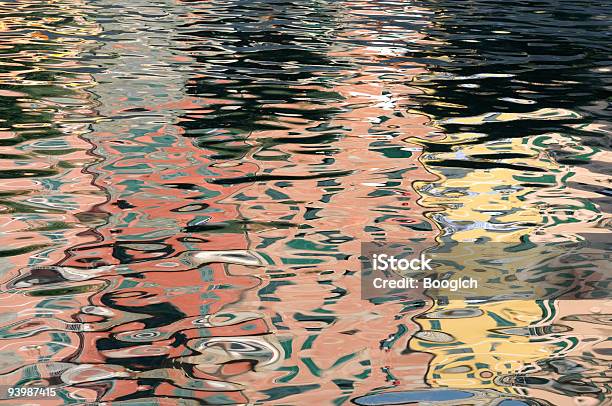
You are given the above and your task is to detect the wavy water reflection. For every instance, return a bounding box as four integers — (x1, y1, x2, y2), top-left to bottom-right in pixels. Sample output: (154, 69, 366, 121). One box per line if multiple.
(0, 0, 610, 405)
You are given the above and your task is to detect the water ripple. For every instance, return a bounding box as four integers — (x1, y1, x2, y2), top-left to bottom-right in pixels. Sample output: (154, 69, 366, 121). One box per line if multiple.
(0, 0, 609, 404)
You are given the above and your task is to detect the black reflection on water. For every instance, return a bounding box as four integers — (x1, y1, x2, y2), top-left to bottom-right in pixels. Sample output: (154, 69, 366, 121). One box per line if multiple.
(64, 239, 178, 264)
(411, 0, 610, 117)
(176, 0, 347, 159)
(409, 0, 611, 168)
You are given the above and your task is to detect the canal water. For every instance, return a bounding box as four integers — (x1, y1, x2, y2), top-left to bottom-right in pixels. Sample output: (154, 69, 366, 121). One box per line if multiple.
(0, 0, 609, 405)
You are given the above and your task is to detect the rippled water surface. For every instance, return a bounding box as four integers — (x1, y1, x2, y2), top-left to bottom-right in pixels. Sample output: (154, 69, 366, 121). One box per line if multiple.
(0, 0, 610, 405)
